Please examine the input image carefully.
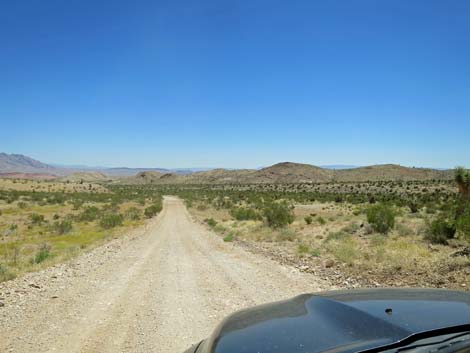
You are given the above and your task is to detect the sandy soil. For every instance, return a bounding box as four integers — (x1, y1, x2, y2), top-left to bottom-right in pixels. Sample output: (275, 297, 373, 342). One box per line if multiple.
(0, 197, 332, 353)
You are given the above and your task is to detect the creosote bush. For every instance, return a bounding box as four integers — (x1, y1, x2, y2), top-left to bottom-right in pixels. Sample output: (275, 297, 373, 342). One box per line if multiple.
(144, 203, 162, 218)
(30, 213, 45, 225)
(205, 218, 217, 227)
(53, 219, 73, 234)
(424, 217, 456, 245)
(304, 215, 313, 225)
(100, 214, 124, 229)
(0, 263, 16, 282)
(125, 207, 141, 221)
(223, 233, 234, 242)
(31, 244, 52, 264)
(79, 206, 100, 222)
(263, 202, 294, 228)
(456, 210, 470, 241)
(230, 207, 262, 221)
(366, 204, 395, 234)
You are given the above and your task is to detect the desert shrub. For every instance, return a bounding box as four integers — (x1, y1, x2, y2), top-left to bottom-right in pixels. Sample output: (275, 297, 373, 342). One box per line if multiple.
(425, 204, 436, 214)
(230, 207, 262, 221)
(125, 207, 141, 221)
(304, 216, 313, 225)
(17, 201, 28, 209)
(326, 238, 358, 265)
(424, 217, 456, 245)
(276, 228, 297, 241)
(455, 167, 470, 199)
(297, 243, 311, 255)
(71, 200, 84, 210)
(395, 223, 414, 237)
(317, 216, 326, 225)
(197, 203, 208, 211)
(79, 206, 100, 222)
(30, 213, 45, 225)
(263, 202, 294, 228)
(366, 204, 395, 233)
(223, 233, 234, 242)
(100, 214, 123, 229)
(342, 223, 359, 234)
(310, 248, 321, 257)
(408, 202, 419, 213)
(0, 263, 16, 282)
(144, 204, 161, 218)
(326, 231, 349, 242)
(205, 218, 217, 227)
(53, 219, 73, 234)
(31, 244, 52, 264)
(456, 211, 470, 241)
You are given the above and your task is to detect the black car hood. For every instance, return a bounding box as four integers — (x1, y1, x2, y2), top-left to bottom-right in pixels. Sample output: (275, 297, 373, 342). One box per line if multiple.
(196, 288, 470, 353)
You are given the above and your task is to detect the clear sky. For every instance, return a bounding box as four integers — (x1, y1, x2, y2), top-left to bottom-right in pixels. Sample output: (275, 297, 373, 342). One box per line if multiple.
(1, 0, 469, 168)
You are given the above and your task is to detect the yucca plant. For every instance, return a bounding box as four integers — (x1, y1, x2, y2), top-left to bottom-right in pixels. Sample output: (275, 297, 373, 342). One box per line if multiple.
(455, 167, 470, 199)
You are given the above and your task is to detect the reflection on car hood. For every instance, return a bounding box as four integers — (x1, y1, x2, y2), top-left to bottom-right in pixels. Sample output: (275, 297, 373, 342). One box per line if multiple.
(198, 288, 470, 353)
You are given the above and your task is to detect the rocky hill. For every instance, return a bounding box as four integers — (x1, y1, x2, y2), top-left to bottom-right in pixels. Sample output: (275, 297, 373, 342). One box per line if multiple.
(0, 153, 453, 184)
(122, 162, 452, 184)
(0, 153, 61, 175)
(334, 164, 453, 182)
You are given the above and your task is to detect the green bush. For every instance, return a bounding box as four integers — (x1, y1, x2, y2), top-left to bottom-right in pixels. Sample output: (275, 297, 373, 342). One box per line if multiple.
(0, 263, 16, 282)
(310, 248, 321, 257)
(79, 206, 100, 222)
(317, 216, 326, 225)
(196, 203, 208, 211)
(263, 202, 294, 228)
(366, 204, 395, 233)
(71, 200, 84, 210)
(304, 215, 313, 225)
(100, 214, 123, 229)
(424, 217, 456, 245)
(276, 228, 297, 241)
(31, 244, 52, 264)
(230, 207, 262, 221)
(30, 213, 45, 225)
(144, 203, 162, 218)
(326, 231, 349, 242)
(223, 234, 234, 242)
(456, 212, 470, 241)
(297, 244, 311, 255)
(125, 207, 141, 221)
(408, 202, 419, 213)
(53, 219, 73, 234)
(205, 218, 217, 227)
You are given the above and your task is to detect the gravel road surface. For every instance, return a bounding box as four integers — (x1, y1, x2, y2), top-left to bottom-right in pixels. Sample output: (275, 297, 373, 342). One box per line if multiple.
(0, 197, 331, 353)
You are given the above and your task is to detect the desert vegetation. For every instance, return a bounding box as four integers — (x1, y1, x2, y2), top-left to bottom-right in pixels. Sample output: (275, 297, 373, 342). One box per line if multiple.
(0, 183, 162, 282)
(1, 168, 469, 289)
(143, 168, 469, 289)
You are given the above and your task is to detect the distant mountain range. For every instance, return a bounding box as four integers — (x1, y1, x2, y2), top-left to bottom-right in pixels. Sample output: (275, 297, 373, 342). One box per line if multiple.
(0, 153, 210, 178)
(0, 153, 454, 183)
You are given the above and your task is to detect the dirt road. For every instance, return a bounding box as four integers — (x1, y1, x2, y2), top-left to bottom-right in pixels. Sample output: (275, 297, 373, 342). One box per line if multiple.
(0, 197, 331, 353)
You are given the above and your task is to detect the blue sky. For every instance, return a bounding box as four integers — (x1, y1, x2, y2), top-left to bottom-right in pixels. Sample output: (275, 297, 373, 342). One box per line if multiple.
(1, 0, 469, 168)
